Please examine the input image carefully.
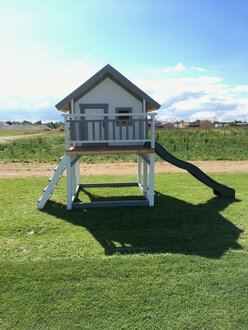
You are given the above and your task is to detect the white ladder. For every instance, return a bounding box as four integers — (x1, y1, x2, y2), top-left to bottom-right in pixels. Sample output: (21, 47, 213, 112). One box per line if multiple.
(37, 154, 67, 210)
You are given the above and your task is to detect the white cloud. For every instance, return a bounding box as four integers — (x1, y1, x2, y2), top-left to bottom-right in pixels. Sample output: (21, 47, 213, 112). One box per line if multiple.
(135, 75, 248, 122)
(0, 57, 98, 120)
(233, 85, 248, 93)
(163, 62, 186, 73)
(0, 8, 99, 121)
(190, 66, 207, 72)
(163, 63, 207, 74)
(0, 57, 247, 122)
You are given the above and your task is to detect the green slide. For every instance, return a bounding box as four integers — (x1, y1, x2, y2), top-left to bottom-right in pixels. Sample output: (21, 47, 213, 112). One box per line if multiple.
(150, 142, 235, 199)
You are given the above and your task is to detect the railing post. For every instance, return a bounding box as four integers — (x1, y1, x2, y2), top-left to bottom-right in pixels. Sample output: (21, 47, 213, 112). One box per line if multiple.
(151, 114, 155, 149)
(62, 112, 153, 146)
(143, 99, 147, 139)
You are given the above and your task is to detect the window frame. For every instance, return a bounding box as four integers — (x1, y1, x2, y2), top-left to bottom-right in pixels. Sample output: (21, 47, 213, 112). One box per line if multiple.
(115, 107, 132, 126)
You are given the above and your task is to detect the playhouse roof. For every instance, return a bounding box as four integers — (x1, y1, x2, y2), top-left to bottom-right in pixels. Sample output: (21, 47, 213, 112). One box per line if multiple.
(55, 64, 161, 112)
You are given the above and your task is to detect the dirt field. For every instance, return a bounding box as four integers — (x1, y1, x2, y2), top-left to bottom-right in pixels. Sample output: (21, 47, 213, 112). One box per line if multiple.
(0, 161, 247, 178)
(0, 133, 45, 143)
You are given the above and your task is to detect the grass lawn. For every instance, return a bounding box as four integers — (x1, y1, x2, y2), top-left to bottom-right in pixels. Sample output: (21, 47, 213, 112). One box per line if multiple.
(1, 173, 248, 329)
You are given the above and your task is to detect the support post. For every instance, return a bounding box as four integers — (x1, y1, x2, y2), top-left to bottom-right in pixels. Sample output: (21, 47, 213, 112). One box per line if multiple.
(137, 154, 142, 184)
(66, 155, 72, 210)
(75, 157, 80, 187)
(149, 153, 155, 206)
(71, 156, 77, 197)
(143, 158, 147, 196)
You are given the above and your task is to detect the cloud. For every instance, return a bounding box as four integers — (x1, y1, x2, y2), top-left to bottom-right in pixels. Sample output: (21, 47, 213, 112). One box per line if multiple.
(163, 63, 207, 74)
(135, 75, 248, 122)
(163, 62, 186, 73)
(0, 56, 98, 121)
(0, 8, 98, 122)
(190, 66, 207, 72)
(0, 57, 247, 122)
(233, 85, 248, 93)
(161, 91, 206, 109)
(0, 108, 61, 122)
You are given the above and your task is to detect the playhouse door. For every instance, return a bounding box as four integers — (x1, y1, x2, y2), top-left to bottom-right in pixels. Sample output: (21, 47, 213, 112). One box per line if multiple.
(84, 108, 105, 142)
(79, 103, 109, 145)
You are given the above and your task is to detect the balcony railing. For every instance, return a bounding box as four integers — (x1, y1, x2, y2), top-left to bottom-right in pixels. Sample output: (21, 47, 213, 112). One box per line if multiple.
(62, 113, 156, 150)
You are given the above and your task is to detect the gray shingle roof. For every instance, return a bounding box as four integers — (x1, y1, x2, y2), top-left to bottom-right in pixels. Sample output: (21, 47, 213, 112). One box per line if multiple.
(55, 64, 161, 111)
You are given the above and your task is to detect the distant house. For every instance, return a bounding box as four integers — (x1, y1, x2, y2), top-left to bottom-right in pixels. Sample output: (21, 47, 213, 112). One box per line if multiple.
(163, 122, 175, 129)
(174, 121, 182, 128)
(189, 120, 201, 128)
(156, 121, 175, 129)
(199, 120, 214, 129)
(155, 120, 164, 127)
(179, 122, 190, 129)
(214, 123, 223, 128)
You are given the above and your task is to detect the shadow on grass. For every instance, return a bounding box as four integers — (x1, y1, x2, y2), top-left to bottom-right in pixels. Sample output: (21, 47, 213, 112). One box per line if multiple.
(44, 191, 243, 259)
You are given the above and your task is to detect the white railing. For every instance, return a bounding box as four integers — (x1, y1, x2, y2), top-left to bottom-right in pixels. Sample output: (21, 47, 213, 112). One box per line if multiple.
(62, 112, 156, 149)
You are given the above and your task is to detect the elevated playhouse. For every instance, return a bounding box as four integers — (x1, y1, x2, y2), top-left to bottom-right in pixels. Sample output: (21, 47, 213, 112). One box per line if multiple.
(38, 64, 235, 210)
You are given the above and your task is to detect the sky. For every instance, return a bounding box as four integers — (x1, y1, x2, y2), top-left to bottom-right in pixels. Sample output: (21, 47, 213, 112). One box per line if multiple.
(0, 0, 248, 122)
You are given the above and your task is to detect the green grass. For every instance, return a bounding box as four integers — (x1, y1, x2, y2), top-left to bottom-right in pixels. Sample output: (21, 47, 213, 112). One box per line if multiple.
(1, 173, 248, 329)
(155, 128, 248, 160)
(0, 128, 248, 163)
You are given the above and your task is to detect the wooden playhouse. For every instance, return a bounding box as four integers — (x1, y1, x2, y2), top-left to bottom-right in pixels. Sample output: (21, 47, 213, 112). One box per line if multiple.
(38, 64, 161, 210)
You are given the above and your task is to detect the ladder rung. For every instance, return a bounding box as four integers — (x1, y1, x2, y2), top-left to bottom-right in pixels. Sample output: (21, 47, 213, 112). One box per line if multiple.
(51, 185, 57, 192)
(50, 173, 63, 182)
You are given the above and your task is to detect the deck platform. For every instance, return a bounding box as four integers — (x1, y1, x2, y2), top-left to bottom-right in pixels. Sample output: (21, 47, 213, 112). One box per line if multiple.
(66, 145, 154, 156)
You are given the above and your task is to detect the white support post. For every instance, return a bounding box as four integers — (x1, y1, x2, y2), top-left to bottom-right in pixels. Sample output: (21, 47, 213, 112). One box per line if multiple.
(137, 155, 142, 184)
(66, 155, 73, 210)
(75, 157, 80, 187)
(71, 157, 77, 197)
(149, 153, 155, 206)
(143, 159, 147, 196)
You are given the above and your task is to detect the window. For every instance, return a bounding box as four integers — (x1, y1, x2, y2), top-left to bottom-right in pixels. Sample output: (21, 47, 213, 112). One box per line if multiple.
(116, 107, 132, 126)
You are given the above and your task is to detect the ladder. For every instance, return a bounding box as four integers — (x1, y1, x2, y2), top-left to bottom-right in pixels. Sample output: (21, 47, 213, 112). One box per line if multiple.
(37, 154, 67, 210)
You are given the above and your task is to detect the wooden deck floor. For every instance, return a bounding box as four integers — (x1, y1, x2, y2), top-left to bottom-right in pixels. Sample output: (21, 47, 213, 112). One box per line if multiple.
(66, 145, 154, 156)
